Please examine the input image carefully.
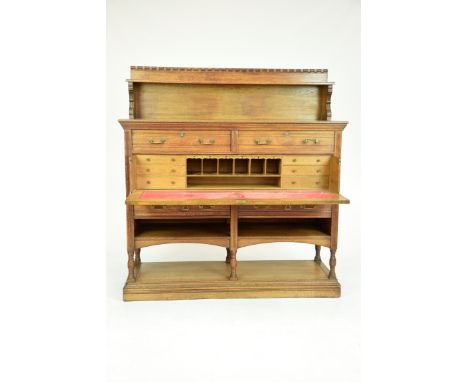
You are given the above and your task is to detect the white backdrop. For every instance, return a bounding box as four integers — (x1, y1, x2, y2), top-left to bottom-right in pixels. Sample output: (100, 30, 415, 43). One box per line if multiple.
(107, 1, 360, 381)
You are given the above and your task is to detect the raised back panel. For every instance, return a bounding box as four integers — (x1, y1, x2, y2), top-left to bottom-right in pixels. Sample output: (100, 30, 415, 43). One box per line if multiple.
(135, 84, 321, 122)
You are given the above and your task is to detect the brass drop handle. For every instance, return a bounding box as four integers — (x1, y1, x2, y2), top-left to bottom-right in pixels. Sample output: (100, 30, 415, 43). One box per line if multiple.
(303, 138, 320, 144)
(198, 138, 215, 145)
(199, 205, 214, 209)
(180, 206, 189, 212)
(151, 205, 167, 210)
(253, 206, 269, 210)
(255, 138, 272, 145)
(148, 137, 166, 144)
(291, 169, 297, 173)
(300, 205, 316, 210)
(284, 205, 292, 211)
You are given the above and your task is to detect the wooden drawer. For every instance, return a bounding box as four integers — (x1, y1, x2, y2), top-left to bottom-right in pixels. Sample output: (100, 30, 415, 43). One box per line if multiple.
(132, 130, 231, 153)
(281, 165, 329, 176)
(238, 131, 334, 154)
(135, 155, 185, 166)
(136, 176, 186, 189)
(239, 204, 332, 218)
(134, 205, 230, 218)
(136, 166, 185, 176)
(282, 155, 331, 166)
(281, 176, 329, 189)
(134, 155, 185, 176)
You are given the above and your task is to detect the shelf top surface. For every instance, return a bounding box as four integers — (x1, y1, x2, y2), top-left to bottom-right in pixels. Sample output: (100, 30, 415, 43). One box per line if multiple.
(127, 190, 349, 206)
(129, 66, 330, 85)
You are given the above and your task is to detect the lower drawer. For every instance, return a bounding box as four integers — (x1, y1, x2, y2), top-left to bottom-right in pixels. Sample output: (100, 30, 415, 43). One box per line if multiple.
(281, 176, 329, 189)
(136, 176, 186, 189)
(239, 204, 332, 218)
(134, 205, 231, 218)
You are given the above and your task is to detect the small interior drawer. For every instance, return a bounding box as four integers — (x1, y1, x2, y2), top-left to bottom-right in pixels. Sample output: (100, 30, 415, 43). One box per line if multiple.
(282, 155, 331, 166)
(281, 176, 329, 189)
(136, 176, 186, 189)
(281, 165, 329, 176)
(134, 155, 185, 166)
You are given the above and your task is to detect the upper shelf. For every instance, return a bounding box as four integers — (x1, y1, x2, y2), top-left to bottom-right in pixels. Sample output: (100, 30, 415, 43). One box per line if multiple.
(126, 190, 350, 206)
(127, 66, 335, 121)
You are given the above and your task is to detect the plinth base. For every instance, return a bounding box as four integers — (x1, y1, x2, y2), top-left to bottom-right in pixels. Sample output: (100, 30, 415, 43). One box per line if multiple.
(123, 260, 340, 301)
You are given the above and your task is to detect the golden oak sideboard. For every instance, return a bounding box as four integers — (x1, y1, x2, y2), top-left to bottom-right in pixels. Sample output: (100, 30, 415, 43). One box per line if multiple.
(119, 66, 349, 301)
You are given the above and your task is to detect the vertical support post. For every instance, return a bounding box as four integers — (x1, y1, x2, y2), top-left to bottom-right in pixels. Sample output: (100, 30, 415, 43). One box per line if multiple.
(135, 248, 141, 265)
(229, 206, 238, 281)
(127, 248, 135, 282)
(225, 248, 231, 263)
(124, 130, 136, 283)
(329, 249, 336, 279)
(329, 204, 339, 279)
(314, 245, 321, 262)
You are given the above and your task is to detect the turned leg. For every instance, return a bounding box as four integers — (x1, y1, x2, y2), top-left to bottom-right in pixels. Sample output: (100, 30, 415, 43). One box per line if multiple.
(314, 245, 322, 262)
(127, 248, 136, 282)
(134, 248, 141, 265)
(328, 248, 336, 279)
(225, 248, 231, 263)
(229, 249, 238, 281)
(229, 205, 239, 280)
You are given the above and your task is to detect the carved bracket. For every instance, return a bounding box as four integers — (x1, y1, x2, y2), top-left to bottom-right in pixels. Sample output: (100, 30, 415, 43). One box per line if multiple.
(128, 82, 134, 119)
(326, 84, 333, 121)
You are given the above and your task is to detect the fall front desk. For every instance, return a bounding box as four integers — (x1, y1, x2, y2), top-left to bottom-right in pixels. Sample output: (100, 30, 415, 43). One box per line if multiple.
(120, 67, 349, 300)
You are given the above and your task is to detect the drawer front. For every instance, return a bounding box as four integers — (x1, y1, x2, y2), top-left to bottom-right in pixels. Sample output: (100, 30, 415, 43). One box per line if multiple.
(133, 130, 231, 153)
(136, 166, 185, 176)
(239, 204, 332, 218)
(134, 155, 186, 176)
(135, 155, 185, 166)
(281, 176, 329, 189)
(282, 155, 331, 166)
(238, 131, 334, 154)
(136, 176, 186, 189)
(134, 205, 230, 218)
(281, 165, 329, 176)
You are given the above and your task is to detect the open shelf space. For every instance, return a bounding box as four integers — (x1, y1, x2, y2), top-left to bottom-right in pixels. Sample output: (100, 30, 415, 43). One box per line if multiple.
(250, 159, 264, 174)
(186, 157, 281, 176)
(135, 220, 230, 248)
(185, 157, 282, 189)
(187, 176, 281, 189)
(203, 158, 218, 174)
(219, 158, 233, 174)
(266, 159, 280, 174)
(187, 158, 202, 175)
(238, 219, 331, 247)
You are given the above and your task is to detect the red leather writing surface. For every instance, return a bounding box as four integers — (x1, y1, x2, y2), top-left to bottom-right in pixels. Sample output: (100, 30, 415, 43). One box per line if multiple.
(140, 190, 336, 201)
